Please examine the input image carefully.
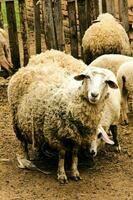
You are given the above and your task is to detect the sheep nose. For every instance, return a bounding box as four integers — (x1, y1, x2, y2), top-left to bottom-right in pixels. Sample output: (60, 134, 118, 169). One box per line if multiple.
(90, 150, 96, 156)
(91, 92, 98, 98)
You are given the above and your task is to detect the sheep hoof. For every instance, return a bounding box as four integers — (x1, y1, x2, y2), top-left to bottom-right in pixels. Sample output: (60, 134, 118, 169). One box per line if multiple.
(71, 170, 82, 181)
(57, 174, 68, 184)
(114, 145, 121, 153)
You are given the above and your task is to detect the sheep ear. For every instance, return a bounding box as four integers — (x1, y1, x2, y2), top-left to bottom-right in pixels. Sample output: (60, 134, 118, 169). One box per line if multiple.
(106, 80, 118, 89)
(99, 127, 114, 145)
(92, 19, 100, 24)
(74, 74, 86, 81)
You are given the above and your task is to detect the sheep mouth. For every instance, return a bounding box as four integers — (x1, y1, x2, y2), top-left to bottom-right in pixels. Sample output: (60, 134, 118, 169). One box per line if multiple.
(89, 98, 99, 104)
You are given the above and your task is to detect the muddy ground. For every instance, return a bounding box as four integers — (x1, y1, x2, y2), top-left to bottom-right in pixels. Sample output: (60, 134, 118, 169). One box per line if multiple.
(0, 78, 133, 200)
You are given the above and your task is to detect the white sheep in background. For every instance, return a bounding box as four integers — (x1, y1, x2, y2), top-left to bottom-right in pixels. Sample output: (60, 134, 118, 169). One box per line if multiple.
(90, 86, 121, 156)
(89, 54, 133, 75)
(117, 61, 133, 125)
(82, 13, 131, 64)
(8, 51, 118, 183)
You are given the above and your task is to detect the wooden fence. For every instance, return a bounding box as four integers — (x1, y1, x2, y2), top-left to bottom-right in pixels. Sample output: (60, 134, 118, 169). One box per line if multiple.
(0, 0, 130, 70)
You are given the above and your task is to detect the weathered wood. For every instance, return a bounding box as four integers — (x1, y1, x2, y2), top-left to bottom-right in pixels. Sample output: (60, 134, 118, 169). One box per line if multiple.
(43, 0, 57, 49)
(18, 0, 30, 66)
(91, 0, 99, 21)
(5, 0, 20, 69)
(0, 1, 3, 28)
(102, 0, 107, 13)
(77, 0, 87, 57)
(98, 0, 102, 14)
(67, 0, 78, 58)
(33, 0, 41, 54)
(85, 0, 99, 26)
(53, 0, 64, 51)
(85, 0, 92, 28)
(105, 0, 115, 15)
(118, 0, 129, 32)
(41, 0, 45, 36)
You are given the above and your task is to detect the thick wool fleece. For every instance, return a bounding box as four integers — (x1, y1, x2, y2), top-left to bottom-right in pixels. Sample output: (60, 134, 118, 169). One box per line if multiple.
(28, 49, 86, 74)
(89, 54, 133, 75)
(82, 13, 131, 64)
(117, 61, 133, 93)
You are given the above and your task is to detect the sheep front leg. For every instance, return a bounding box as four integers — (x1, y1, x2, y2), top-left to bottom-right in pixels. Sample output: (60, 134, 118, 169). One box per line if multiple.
(121, 93, 128, 125)
(110, 125, 121, 152)
(71, 145, 81, 181)
(57, 149, 68, 184)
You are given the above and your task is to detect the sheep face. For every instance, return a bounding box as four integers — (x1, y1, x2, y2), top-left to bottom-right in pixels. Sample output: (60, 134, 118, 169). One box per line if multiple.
(74, 68, 118, 105)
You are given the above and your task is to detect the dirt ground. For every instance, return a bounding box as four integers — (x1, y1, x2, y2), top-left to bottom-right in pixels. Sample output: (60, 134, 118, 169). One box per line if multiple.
(0, 77, 133, 200)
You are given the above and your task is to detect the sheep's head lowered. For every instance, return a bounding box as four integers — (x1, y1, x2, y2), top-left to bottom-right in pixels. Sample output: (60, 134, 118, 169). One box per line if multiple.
(74, 66, 118, 105)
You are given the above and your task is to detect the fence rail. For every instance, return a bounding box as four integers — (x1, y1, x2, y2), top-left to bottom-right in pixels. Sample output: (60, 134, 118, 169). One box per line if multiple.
(0, 0, 130, 70)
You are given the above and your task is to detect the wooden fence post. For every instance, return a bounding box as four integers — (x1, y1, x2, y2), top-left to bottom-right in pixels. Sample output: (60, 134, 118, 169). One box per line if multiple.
(85, 0, 99, 25)
(0, 0, 3, 28)
(18, 0, 30, 66)
(77, 0, 87, 57)
(90, 0, 99, 21)
(85, 0, 92, 28)
(67, 0, 78, 58)
(43, 0, 57, 49)
(102, 0, 107, 13)
(33, 0, 41, 54)
(5, 0, 20, 69)
(118, 0, 129, 32)
(53, 0, 64, 51)
(105, 0, 115, 15)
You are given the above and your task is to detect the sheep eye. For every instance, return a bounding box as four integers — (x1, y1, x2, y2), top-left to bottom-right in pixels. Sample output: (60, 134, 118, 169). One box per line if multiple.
(98, 132, 102, 139)
(85, 75, 90, 79)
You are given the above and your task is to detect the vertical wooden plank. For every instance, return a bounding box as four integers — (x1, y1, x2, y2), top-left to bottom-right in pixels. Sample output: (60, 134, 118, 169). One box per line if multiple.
(77, 0, 87, 57)
(105, 0, 115, 15)
(85, 0, 91, 28)
(53, 0, 64, 51)
(102, 0, 107, 13)
(67, 0, 78, 58)
(0, 0, 4, 28)
(118, 0, 129, 32)
(5, 0, 20, 69)
(41, 0, 45, 36)
(43, 0, 57, 49)
(18, 0, 30, 66)
(90, 0, 99, 21)
(85, 0, 99, 26)
(98, 0, 103, 14)
(33, 0, 41, 54)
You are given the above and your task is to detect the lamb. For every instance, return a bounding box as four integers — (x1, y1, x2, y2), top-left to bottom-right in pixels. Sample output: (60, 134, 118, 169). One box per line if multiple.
(0, 28, 13, 75)
(82, 13, 131, 64)
(8, 58, 118, 183)
(89, 54, 133, 75)
(90, 86, 121, 156)
(117, 61, 133, 125)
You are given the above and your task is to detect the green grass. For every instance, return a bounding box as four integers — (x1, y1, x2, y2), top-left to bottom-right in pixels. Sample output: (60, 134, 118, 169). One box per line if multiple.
(1, 0, 20, 30)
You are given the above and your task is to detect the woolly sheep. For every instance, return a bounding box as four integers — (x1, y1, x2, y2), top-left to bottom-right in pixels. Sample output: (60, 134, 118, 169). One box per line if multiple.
(82, 13, 131, 64)
(8, 60, 118, 183)
(0, 28, 13, 75)
(117, 61, 133, 125)
(90, 86, 121, 156)
(28, 49, 86, 74)
(89, 54, 133, 75)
